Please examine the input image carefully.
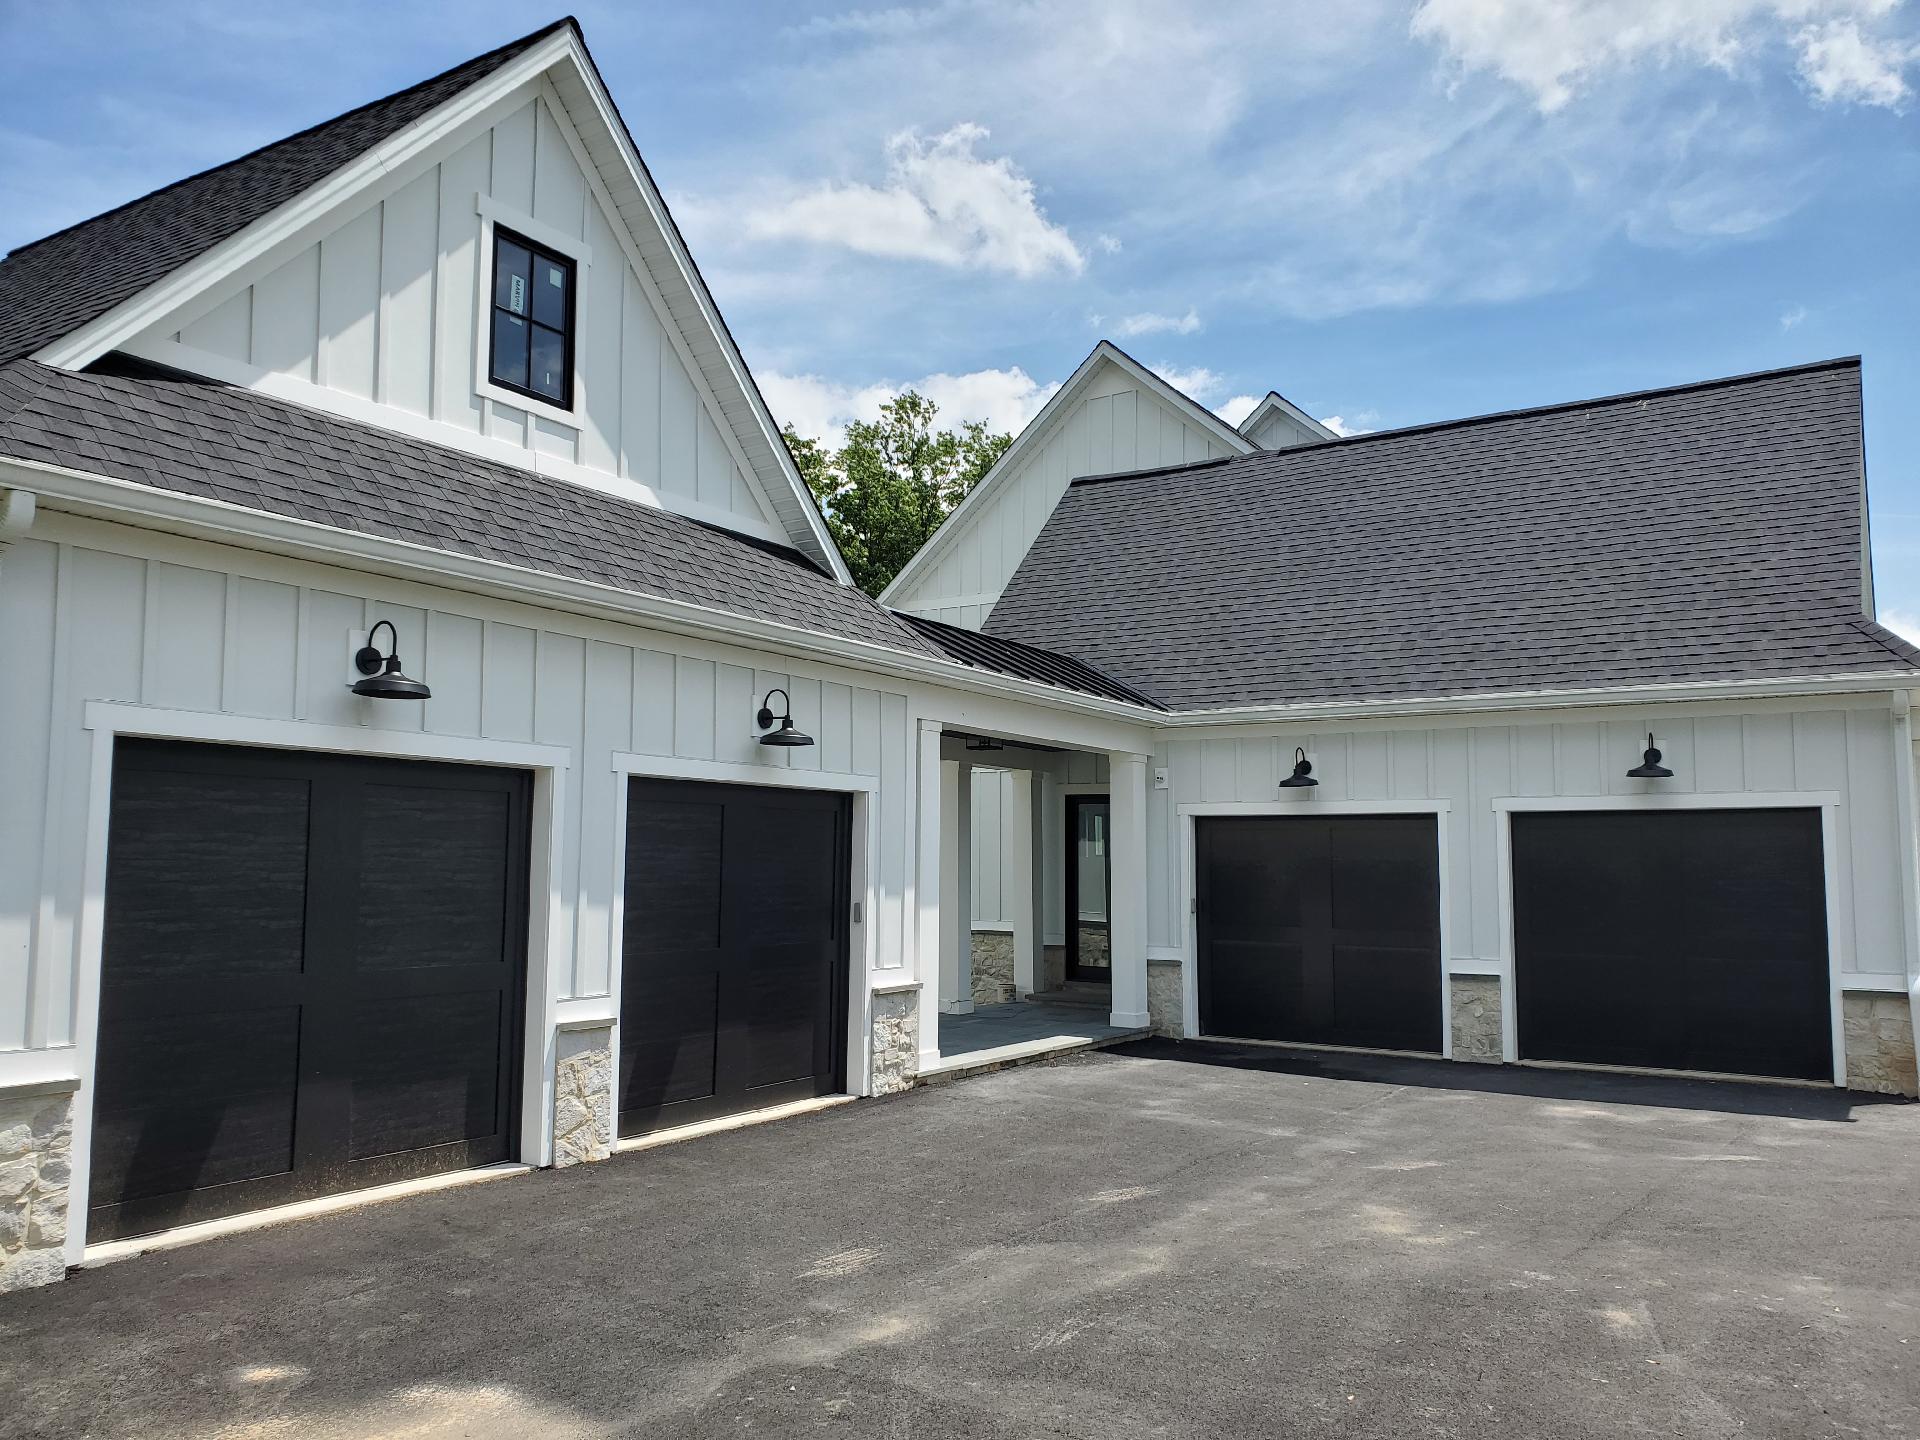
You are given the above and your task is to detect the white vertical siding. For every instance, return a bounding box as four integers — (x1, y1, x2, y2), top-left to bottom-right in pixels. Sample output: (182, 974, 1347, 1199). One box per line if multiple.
(1152, 709, 1913, 980)
(136, 86, 776, 536)
(890, 358, 1236, 628)
(0, 522, 923, 1053)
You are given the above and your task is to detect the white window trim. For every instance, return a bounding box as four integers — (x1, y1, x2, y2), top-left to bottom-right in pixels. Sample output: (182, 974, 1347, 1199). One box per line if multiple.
(1491, 791, 1846, 1083)
(473, 193, 593, 429)
(607, 750, 883, 1107)
(1175, 799, 1456, 1057)
(65, 701, 573, 1266)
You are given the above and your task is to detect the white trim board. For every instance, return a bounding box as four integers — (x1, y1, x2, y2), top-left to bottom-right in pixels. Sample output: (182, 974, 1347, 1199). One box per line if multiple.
(1176, 800, 1456, 1056)
(64, 703, 573, 1266)
(1238, 390, 1336, 443)
(1490, 791, 1848, 1084)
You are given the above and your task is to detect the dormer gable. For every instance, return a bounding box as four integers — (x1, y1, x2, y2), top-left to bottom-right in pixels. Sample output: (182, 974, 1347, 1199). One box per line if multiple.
(1, 19, 847, 579)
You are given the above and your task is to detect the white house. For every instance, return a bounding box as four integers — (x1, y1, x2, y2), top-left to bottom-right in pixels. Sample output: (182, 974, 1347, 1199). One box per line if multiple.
(1, 18, 1917, 1299)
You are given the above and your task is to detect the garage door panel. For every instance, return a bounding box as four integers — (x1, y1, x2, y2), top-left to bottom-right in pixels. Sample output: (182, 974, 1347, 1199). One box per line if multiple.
(620, 780, 848, 1138)
(1201, 940, 1307, 1040)
(101, 769, 312, 979)
(91, 1004, 303, 1202)
(1330, 945, 1442, 1051)
(1512, 809, 1829, 1081)
(355, 784, 514, 970)
(1199, 816, 1440, 1053)
(621, 967, 721, 1110)
(93, 740, 529, 1242)
(349, 989, 509, 1161)
(736, 942, 835, 1089)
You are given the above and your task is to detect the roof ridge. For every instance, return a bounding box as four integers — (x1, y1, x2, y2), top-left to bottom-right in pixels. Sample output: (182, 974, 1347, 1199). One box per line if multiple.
(5, 17, 576, 263)
(1211, 355, 1864, 467)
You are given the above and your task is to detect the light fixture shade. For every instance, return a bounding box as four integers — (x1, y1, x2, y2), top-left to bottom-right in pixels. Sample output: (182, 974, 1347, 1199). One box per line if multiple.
(1278, 746, 1318, 788)
(352, 622, 430, 700)
(755, 687, 815, 747)
(1626, 732, 1672, 779)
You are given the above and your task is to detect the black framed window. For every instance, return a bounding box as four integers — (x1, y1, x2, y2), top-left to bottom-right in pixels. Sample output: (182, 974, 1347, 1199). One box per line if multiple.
(488, 228, 574, 408)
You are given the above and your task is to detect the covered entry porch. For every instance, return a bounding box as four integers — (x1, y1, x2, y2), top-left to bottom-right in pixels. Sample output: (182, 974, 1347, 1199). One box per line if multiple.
(911, 717, 1154, 1077)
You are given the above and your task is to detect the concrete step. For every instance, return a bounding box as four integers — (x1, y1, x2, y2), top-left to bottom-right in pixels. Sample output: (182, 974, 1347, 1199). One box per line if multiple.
(1023, 983, 1112, 1011)
(916, 1027, 1149, 1086)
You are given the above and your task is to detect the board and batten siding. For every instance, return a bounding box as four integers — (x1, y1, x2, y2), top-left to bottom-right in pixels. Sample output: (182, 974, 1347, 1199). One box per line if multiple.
(893, 362, 1236, 630)
(1149, 711, 1913, 982)
(135, 84, 772, 533)
(0, 521, 918, 1054)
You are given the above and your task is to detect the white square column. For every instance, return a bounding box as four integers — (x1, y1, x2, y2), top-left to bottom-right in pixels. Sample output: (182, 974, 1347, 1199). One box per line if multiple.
(1009, 768, 1042, 997)
(1107, 751, 1151, 1029)
(938, 756, 974, 1014)
(913, 718, 944, 1069)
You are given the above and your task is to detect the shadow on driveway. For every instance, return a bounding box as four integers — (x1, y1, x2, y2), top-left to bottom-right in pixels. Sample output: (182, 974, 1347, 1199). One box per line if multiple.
(1105, 1034, 1908, 1122)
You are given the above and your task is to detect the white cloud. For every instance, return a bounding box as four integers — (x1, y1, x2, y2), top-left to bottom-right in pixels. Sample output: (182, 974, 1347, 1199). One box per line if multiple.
(760, 365, 1060, 448)
(1880, 608, 1920, 644)
(1795, 17, 1917, 105)
(1095, 233, 1124, 254)
(1318, 413, 1379, 437)
(1112, 308, 1203, 337)
(736, 123, 1084, 278)
(1780, 303, 1810, 328)
(1410, 0, 1912, 112)
(1216, 395, 1261, 426)
(1148, 363, 1226, 400)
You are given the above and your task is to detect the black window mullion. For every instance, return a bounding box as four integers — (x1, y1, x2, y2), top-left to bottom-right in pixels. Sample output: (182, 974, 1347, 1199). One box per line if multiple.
(488, 227, 574, 409)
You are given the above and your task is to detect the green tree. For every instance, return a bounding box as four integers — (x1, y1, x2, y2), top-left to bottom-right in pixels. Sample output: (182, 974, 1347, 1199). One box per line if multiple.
(786, 390, 1013, 596)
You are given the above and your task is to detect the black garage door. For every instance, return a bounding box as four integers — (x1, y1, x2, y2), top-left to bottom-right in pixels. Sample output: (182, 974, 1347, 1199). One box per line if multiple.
(92, 740, 530, 1242)
(1196, 815, 1441, 1052)
(1512, 809, 1831, 1081)
(619, 779, 850, 1137)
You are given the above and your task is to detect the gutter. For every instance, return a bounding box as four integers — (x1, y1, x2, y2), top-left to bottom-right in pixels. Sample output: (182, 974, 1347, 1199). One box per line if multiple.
(1, 456, 1163, 730)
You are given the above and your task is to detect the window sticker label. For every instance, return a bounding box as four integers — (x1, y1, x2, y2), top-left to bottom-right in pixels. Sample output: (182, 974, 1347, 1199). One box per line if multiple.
(509, 275, 526, 314)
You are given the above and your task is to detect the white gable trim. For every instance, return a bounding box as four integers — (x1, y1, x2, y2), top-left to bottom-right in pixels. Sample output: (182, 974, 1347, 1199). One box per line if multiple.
(1239, 390, 1335, 443)
(878, 340, 1256, 605)
(28, 27, 845, 581)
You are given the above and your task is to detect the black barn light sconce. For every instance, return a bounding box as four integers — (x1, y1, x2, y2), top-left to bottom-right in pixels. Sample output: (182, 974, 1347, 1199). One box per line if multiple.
(351, 620, 431, 701)
(1626, 732, 1673, 779)
(756, 688, 814, 747)
(1278, 746, 1318, 789)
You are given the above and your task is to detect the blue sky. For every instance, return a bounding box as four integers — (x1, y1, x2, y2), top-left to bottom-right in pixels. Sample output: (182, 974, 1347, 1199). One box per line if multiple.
(2, 0, 1916, 632)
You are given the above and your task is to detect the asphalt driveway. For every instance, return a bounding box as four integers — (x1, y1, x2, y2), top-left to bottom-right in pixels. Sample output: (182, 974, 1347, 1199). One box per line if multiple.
(5, 1040, 1919, 1439)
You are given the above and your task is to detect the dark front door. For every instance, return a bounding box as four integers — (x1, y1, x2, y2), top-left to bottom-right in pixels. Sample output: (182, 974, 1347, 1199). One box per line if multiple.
(1066, 796, 1112, 983)
(619, 779, 850, 1137)
(1512, 809, 1831, 1081)
(92, 740, 530, 1242)
(1196, 814, 1441, 1052)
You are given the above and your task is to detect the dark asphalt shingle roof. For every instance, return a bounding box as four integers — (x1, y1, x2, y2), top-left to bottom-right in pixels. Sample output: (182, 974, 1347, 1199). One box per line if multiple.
(986, 358, 1920, 710)
(0, 20, 571, 365)
(0, 357, 938, 658)
(895, 612, 1164, 709)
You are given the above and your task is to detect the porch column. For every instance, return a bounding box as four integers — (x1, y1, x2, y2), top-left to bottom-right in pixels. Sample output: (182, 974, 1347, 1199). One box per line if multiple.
(1107, 751, 1151, 1029)
(914, 718, 944, 1069)
(939, 756, 974, 1014)
(1009, 768, 1041, 998)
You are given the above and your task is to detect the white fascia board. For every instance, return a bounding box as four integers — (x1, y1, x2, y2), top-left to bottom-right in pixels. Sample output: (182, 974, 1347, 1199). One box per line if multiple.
(879, 340, 1256, 606)
(2, 454, 1164, 730)
(545, 38, 850, 585)
(1154, 674, 1920, 729)
(31, 29, 576, 374)
(1240, 390, 1335, 442)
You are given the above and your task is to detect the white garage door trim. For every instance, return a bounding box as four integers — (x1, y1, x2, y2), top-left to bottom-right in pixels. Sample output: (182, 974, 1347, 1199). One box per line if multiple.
(1177, 799, 1456, 1056)
(69, 701, 572, 1266)
(608, 751, 880, 1103)
(1493, 791, 1845, 1085)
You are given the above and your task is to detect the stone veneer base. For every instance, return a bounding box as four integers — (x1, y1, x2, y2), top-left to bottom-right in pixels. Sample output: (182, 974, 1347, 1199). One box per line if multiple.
(0, 1086, 74, 1294)
(969, 930, 1016, 1006)
(1449, 975, 1503, 1063)
(553, 1025, 615, 1168)
(1843, 992, 1918, 1097)
(1147, 957, 1185, 1038)
(870, 988, 920, 1096)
